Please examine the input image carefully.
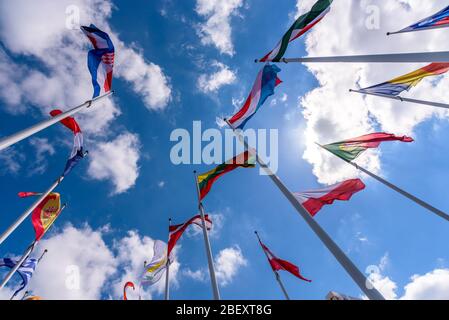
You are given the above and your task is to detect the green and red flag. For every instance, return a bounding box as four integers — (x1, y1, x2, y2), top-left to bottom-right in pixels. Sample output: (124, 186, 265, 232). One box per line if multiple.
(260, 0, 333, 62)
(197, 151, 256, 200)
(322, 133, 414, 162)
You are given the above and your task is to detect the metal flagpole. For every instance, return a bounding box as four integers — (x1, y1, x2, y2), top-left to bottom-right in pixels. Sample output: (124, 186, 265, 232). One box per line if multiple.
(0, 91, 114, 152)
(387, 24, 449, 36)
(224, 119, 384, 300)
(0, 176, 64, 247)
(255, 51, 449, 64)
(165, 218, 171, 300)
(255, 231, 290, 300)
(318, 143, 449, 223)
(350, 89, 449, 110)
(193, 171, 221, 300)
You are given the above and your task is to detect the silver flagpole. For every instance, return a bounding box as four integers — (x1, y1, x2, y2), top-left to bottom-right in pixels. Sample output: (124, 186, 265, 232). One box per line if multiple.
(165, 218, 171, 301)
(0, 91, 113, 152)
(256, 51, 449, 64)
(0, 176, 64, 247)
(224, 119, 384, 300)
(193, 171, 221, 300)
(318, 144, 449, 223)
(0, 242, 36, 291)
(350, 89, 449, 110)
(387, 24, 449, 36)
(255, 231, 290, 300)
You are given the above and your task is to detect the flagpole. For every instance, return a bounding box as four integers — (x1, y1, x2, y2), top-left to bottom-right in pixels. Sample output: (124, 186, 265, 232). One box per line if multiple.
(165, 218, 171, 301)
(255, 231, 290, 300)
(256, 51, 449, 64)
(193, 171, 221, 300)
(350, 89, 449, 110)
(317, 143, 449, 223)
(224, 119, 384, 300)
(387, 24, 449, 36)
(0, 91, 114, 152)
(0, 176, 64, 247)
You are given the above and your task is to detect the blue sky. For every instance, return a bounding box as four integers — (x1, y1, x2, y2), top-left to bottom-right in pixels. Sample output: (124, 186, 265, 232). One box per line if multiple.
(1, 0, 449, 300)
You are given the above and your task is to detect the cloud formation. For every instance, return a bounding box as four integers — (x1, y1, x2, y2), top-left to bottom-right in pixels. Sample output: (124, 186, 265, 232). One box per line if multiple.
(198, 61, 237, 93)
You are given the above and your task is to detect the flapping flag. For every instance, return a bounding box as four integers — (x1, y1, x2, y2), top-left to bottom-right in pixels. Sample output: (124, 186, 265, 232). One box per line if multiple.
(228, 64, 281, 129)
(123, 281, 135, 300)
(357, 63, 449, 97)
(294, 179, 365, 216)
(81, 24, 115, 98)
(197, 151, 256, 200)
(322, 133, 414, 162)
(50, 110, 86, 177)
(258, 239, 311, 282)
(18, 192, 41, 198)
(141, 240, 169, 287)
(388, 5, 449, 35)
(0, 258, 38, 296)
(168, 215, 212, 256)
(259, 0, 332, 62)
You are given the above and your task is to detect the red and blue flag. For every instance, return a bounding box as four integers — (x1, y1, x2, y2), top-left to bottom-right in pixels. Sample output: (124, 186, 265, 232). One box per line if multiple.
(388, 5, 449, 35)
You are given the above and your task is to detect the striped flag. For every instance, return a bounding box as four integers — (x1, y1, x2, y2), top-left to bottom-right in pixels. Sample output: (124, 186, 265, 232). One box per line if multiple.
(197, 151, 256, 200)
(322, 133, 414, 162)
(228, 64, 282, 129)
(260, 0, 332, 62)
(123, 281, 135, 300)
(294, 179, 365, 216)
(141, 240, 169, 287)
(168, 215, 212, 256)
(358, 63, 449, 97)
(388, 5, 449, 35)
(81, 24, 115, 98)
(258, 239, 311, 282)
(0, 258, 38, 296)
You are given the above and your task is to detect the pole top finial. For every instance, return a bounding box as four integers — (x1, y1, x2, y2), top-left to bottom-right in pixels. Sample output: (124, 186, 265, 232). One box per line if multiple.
(193, 170, 197, 173)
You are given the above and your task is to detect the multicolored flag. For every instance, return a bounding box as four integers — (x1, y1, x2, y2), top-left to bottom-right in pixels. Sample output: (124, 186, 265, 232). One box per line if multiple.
(141, 240, 169, 287)
(168, 215, 212, 256)
(81, 24, 115, 98)
(259, 0, 333, 62)
(357, 63, 449, 97)
(228, 64, 281, 129)
(0, 258, 38, 296)
(293, 179, 365, 216)
(123, 281, 135, 300)
(388, 5, 449, 35)
(322, 133, 414, 162)
(258, 239, 311, 282)
(197, 151, 256, 200)
(18, 192, 62, 241)
(50, 110, 86, 177)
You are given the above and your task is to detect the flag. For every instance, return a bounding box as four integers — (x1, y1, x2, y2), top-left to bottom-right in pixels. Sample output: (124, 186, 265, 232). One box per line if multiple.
(258, 239, 311, 282)
(293, 179, 365, 216)
(259, 0, 332, 62)
(389, 5, 449, 35)
(81, 24, 115, 98)
(197, 151, 256, 200)
(322, 133, 414, 162)
(0, 258, 38, 296)
(31, 193, 61, 241)
(228, 64, 282, 129)
(123, 281, 135, 300)
(168, 215, 212, 256)
(18, 192, 41, 198)
(358, 63, 449, 96)
(141, 240, 169, 287)
(50, 109, 86, 176)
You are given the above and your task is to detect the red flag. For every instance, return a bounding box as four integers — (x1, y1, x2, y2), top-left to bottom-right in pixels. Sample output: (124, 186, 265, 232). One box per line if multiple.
(168, 215, 212, 256)
(258, 239, 311, 283)
(123, 281, 135, 300)
(18, 192, 41, 198)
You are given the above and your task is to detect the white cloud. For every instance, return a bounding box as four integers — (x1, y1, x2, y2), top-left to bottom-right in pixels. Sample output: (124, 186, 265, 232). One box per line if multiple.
(28, 137, 56, 175)
(195, 0, 244, 55)
(297, 0, 449, 184)
(198, 61, 237, 93)
(87, 132, 141, 194)
(0, 146, 24, 175)
(215, 245, 247, 286)
(401, 269, 449, 300)
(183, 268, 207, 282)
(158, 181, 166, 188)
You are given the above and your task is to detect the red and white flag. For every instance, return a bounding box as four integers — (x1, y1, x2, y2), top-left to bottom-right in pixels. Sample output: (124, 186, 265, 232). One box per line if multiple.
(258, 239, 311, 282)
(168, 214, 212, 256)
(294, 179, 366, 216)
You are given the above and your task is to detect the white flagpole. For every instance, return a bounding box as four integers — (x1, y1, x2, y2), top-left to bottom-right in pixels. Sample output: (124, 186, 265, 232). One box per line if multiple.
(350, 89, 449, 110)
(0, 91, 113, 152)
(255, 231, 290, 300)
(387, 24, 449, 36)
(193, 171, 221, 300)
(0, 176, 64, 247)
(164, 218, 171, 301)
(224, 119, 384, 300)
(256, 51, 449, 64)
(318, 144, 449, 223)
